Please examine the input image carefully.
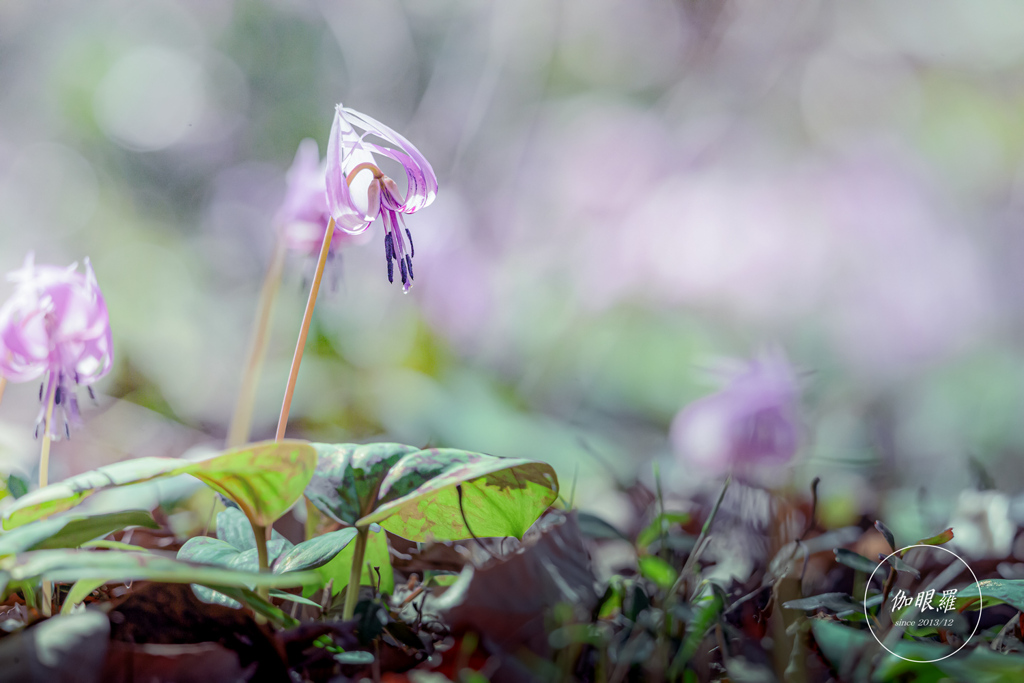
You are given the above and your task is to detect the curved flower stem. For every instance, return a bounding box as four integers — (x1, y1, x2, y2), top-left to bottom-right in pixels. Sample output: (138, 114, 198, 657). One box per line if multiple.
(226, 239, 287, 448)
(39, 383, 56, 617)
(342, 527, 369, 621)
(0, 377, 6, 407)
(275, 218, 335, 443)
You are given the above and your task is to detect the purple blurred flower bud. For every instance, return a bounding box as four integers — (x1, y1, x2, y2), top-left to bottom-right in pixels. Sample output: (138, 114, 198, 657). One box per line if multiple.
(670, 350, 801, 474)
(0, 254, 113, 439)
(276, 139, 357, 256)
(325, 104, 437, 292)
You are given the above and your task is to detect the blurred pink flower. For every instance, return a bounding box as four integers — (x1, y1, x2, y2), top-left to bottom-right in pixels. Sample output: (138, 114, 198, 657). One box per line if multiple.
(670, 350, 800, 474)
(325, 104, 438, 291)
(0, 254, 113, 439)
(275, 139, 357, 256)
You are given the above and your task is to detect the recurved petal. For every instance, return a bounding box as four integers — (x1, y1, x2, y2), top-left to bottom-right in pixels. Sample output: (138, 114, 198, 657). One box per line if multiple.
(340, 106, 437, 214)
(325, 105, 380, 234)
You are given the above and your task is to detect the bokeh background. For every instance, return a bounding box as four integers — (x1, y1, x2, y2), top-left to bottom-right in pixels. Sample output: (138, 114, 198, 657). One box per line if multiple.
(2, 0, 1024, 549)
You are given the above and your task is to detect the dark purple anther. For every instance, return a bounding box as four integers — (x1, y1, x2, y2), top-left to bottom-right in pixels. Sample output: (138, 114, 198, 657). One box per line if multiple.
(406, 255, 414, 281)
(406, 229, 414, 258)
(399, 257, 408, 285)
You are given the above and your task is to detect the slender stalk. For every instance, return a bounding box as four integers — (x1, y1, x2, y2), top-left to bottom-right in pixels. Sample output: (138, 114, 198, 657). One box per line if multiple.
(667, 474, 731, 605)
(226, 239, 287, 448)
(253, 523, 270, 601)
(275, 218, 335, 442)
(39, 384, 56, 617)
(0, 376, 7, 407)
(342, 527, 369, 620)
(39, 387, 56, 490)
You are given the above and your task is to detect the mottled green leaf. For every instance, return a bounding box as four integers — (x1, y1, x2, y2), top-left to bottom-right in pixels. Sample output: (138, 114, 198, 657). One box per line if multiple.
(214, 508, 290, 552)
(177, 536, 291, 573)
(177, 536, 247, 568)
(186, 442, 317, 527)
(812, 618, 1024, 680)
(2, 440, 316, 529)
(2, 458, 184, 529)
(274, 528, 358, 574)
(312, 528, 393, 597)
(306, 443, 558, 541)
(962, 579, 1019, 611)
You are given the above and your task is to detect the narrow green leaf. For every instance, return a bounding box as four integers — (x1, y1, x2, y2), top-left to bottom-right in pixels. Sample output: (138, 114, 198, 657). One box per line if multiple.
(306, 443, 558, 541)
(213, 586, 299, 628)
(334, 651, 374, 665)
(60, 578, 108, 615)
(6, 475, 28, 499)
(34, 511, 157, 551)
(80, 540, 149, 551)
(916, 527, 954, 547)
(884, 554, 920, 578)
(670, 589, 725, 677)
(833, 548, 878, 574)
(0, 549, 320, 590)
(636, 512, 691, 550)
(638, 556, 678, 592)
(577, 512, 629, 541)
(269, 589, 322, 608)
(874, 520, 896, 551)
(783, 592, 864, 613)
(0, 510, 157, 556)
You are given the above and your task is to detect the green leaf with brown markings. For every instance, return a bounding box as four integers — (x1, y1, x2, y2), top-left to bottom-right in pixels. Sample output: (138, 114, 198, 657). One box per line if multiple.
(305, 443, 558, 541)
(2, 441, 317, 529)
(185, 441, 317, 527)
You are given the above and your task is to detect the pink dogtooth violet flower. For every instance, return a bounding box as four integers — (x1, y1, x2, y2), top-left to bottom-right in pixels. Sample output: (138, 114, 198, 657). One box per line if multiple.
(0, 254, 113, 440)
(275, 138, 355, 257)
(325, 103, 438, 292)
(670, 349, 801, 475)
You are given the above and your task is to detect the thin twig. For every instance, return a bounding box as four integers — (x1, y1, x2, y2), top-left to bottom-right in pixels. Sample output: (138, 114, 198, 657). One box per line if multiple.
(275, 218, 335, 442)
(668, 475, 731, 603)
(800, 477, 821, 541)
(226, 239, 286, 447)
